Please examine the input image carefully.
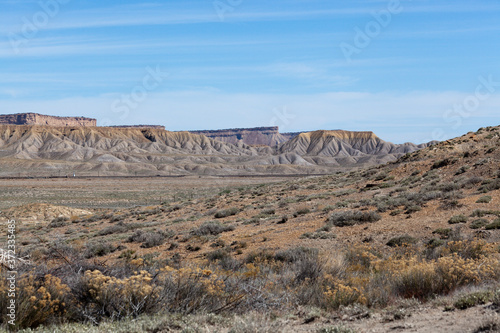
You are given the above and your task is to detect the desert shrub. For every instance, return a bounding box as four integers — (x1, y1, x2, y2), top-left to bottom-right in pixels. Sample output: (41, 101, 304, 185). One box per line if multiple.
(191, 221, 235, 236)
(141, 233, 167, 248)
(426, 238, 445, 249)
(476, 196, 492, 204)
(275, 247, 325, 283)
(455, 165, 469, 175)
(470, 219, 489, 229)
(444, 239, 497, 260)
(80, 269, 159, 320)
(386, 235, 418, 247)
(479, 179, 500, 193)
(214, 207, 239, 218)
(343, 244, 379, 272)
(323, 283, 366, 310)
(128, 230, 167, 248)
(244, 249, 274, 263)
(485, 219, 500, 230)
(186, 244, 201, 252)
(84, 241, 117, 258)
(46, 242, 81, 262)
(432, 158, 456, 169)
(471, 209, 490, 218)
(206, 249, 240, 270)
(0, 272, 70, 329)
(97, 223, 128, 236)
(432, 228, 452, 239)
(317, 326, 355, 333)
(328, 210, 381, 227)
(277, 215, 288, 224)
(48, 216, 69, 228)
(454, 291, 491, 310)
(293, 208, 311, 217)
(460, 176, 484, 188)
(471, 209, 500, 217)
(156, 266, 232, 314)
(274, 247, 318, 263)
(437, 182, 461, 192)
(421, 191, 444, 201)
(260, 208, 275, 216)
(404, 205, 421, 214)
(448, 215, 468, 224)
(168, 242, 179, 251)
(493, 290, 500, 308)
(300, 231, 336, 240)
(389, 259, 439, 299)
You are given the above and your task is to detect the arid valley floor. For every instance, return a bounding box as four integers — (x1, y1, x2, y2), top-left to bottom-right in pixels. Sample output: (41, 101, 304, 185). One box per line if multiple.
(0, 125, 499, 332)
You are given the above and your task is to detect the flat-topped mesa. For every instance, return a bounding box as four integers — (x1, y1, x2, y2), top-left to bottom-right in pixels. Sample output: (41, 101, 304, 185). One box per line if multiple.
(188, 126, 303, 146)
(108, 125, 166, 130)
(0, 113, 96, 127)
(300, 130, 379, 141)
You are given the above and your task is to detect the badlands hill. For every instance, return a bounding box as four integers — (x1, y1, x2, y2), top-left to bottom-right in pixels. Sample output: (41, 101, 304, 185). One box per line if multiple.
(0, 125, 432, 176)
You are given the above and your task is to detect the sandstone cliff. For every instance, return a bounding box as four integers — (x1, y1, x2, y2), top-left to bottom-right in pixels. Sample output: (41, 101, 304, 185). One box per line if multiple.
(110, 125, 166, 130)
(0, 113, 96, 127)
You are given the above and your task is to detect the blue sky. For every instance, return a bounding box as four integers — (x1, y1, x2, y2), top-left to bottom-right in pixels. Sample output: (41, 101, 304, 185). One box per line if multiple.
(0, 0, 499, 143)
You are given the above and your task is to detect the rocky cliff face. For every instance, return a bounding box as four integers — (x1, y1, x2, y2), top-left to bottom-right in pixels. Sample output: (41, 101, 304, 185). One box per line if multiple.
(189, 127, 301, 146)
(0, 113, 96, 127)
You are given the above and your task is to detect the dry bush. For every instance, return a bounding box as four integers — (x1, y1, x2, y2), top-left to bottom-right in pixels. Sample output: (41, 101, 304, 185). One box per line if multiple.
(84, 241, 117, 258)
(48, 217, 69, 228)
(476, 196, 492, 204)
(191, 221, 235, 236)
(485, 219, 500, 230)
(128, 230, 168, 248)
(214, 207, 239, 218)
(156, 266, 236, 314)
(328, 210, 381, 227)
(97, 223, 128, 236)
(454, 291, 491, 310)
(386, 235, 418, 247)
(449, 214, 468, 224)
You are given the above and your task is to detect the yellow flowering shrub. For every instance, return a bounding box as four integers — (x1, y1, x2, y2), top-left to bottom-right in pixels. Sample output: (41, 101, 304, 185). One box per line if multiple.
(0, 273, 70, 329)
(83, 269, 158, 318)
(323, 282, 366, 309)
(443, 240, 498, 259)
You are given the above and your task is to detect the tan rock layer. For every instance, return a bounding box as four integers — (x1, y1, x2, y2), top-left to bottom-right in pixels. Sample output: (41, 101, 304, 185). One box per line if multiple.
(0, 113, 96, 127)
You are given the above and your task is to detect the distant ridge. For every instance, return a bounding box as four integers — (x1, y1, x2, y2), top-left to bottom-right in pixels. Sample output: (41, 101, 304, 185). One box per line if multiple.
(189, 126, 303, 146)
(0, 113, 96, 127)
(109, 125, 166, 130)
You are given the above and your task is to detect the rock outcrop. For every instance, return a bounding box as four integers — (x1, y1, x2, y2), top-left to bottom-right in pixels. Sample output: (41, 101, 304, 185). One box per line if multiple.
(109, 125, 166, 130)
(0, 113, 96, 127)
(189, 126, 302, 146)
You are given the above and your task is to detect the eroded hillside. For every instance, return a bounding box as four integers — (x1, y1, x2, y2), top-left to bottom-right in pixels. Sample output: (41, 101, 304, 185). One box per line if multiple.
(0, 125, 431, 176)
